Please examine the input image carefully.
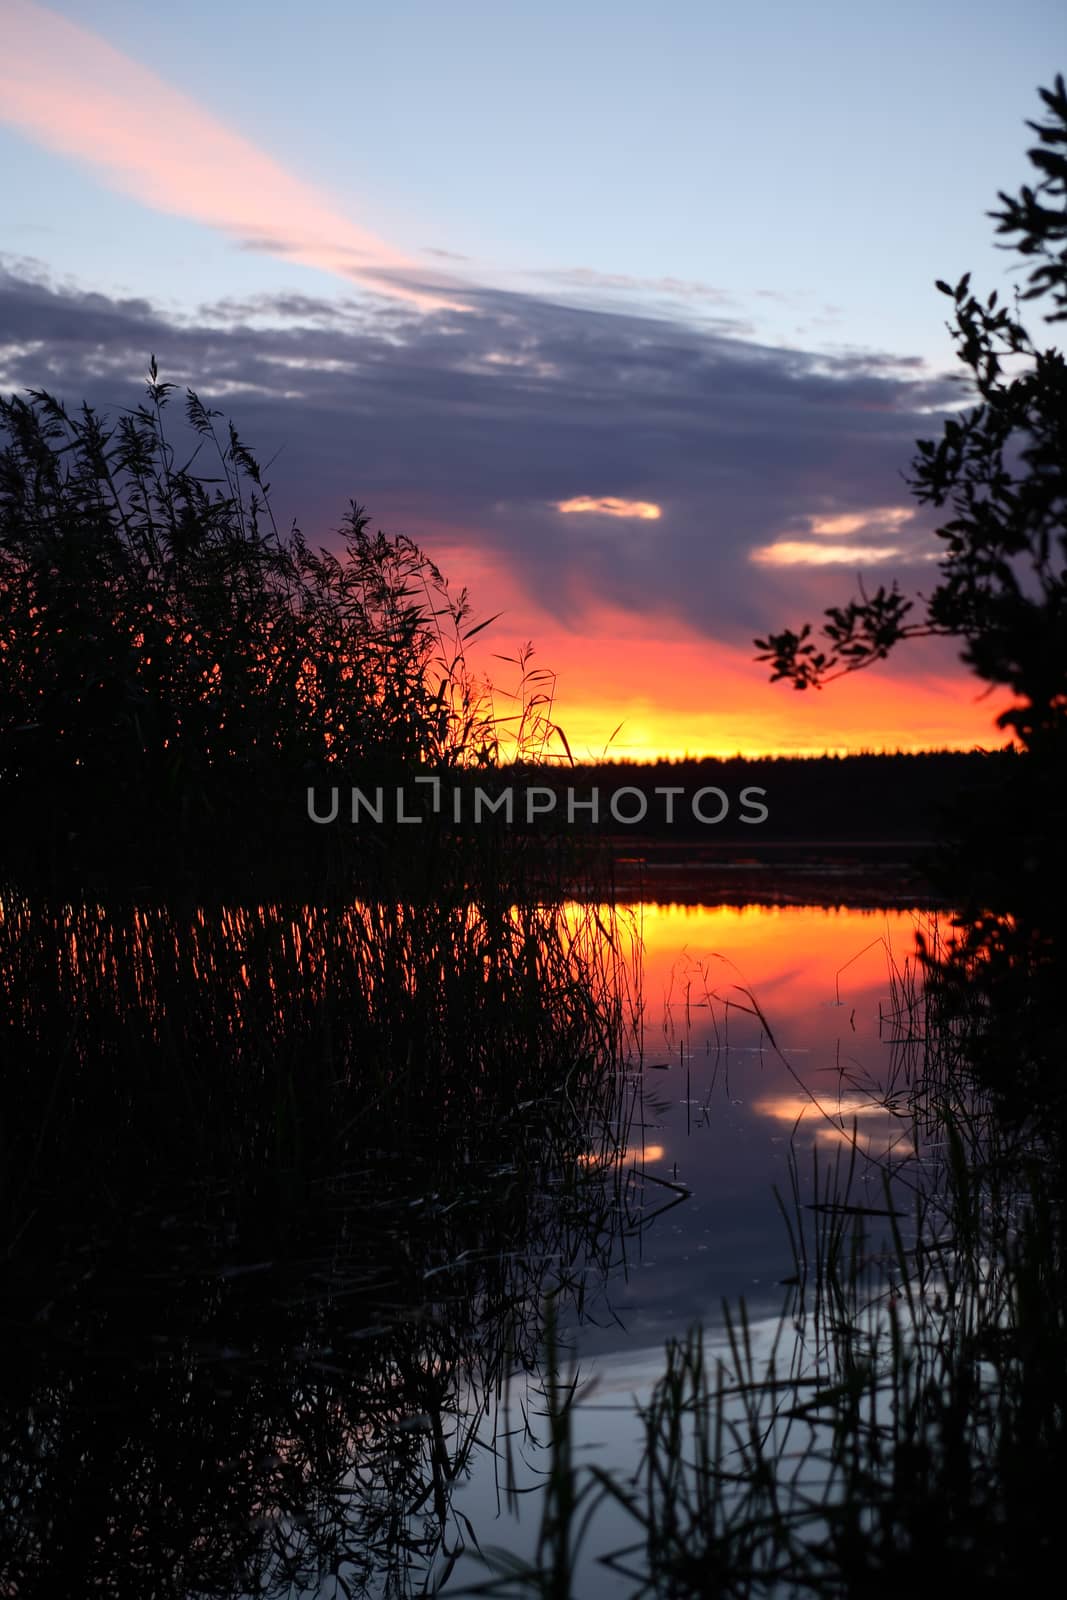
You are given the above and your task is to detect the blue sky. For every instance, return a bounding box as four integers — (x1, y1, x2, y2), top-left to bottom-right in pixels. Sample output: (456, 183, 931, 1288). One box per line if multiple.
(5, 0, 1060, 360)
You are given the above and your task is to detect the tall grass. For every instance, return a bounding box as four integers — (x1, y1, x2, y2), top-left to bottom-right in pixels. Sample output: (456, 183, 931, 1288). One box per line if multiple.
(0, 369, 580, 893)
(0, 357, 634, 1592)
(0, 882, 651, 1597)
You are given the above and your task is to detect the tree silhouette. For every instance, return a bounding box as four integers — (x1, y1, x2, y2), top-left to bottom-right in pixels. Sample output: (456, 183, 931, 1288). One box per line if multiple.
(755, 76, 1067, 757)
(756, 78, 1067, 1125)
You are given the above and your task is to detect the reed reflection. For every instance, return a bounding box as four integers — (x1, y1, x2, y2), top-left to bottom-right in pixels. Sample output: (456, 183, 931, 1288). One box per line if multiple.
(0, 891, 642, 1597)
(0, 895, 934, 1595)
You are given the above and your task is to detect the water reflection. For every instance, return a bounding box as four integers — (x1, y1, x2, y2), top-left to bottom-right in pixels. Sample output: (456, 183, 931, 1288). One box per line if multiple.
(0, 895, 934, 1596)
(440, 903, 937, 1595)
(552, 904, 931, 1346)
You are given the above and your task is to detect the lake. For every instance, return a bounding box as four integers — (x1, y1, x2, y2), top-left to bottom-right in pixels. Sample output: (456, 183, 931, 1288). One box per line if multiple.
(433, 900, 936, 1595)
(0, 890, 941, 1597)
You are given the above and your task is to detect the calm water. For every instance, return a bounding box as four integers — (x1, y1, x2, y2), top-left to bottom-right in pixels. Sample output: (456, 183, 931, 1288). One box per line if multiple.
(430, 901, 933, 1593)
(1, 893, 938, 1596)
(568, 901, 927, 1338)
(428, 908, 940, 1593)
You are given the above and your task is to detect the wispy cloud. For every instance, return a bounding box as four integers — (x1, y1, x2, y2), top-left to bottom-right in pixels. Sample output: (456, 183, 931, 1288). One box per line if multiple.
(0, 0, 464, 311)
(750, 540, 905, 568)
(555, 495, 662, 521)
(539, 267, 735, 303)
(808, 506, 914, 537)
(751, 506, 921, 568)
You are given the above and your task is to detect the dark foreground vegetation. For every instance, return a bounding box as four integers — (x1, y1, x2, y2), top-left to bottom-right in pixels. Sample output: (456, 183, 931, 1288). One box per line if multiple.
(0, 363, 579, 894)
(0, 279, 637, 1595)
(0, 892, 647, 1595)
(0, 339, 637, 1593)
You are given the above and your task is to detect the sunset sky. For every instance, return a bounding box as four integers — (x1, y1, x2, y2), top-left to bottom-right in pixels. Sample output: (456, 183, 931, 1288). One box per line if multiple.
(2, 0, 1061, 757)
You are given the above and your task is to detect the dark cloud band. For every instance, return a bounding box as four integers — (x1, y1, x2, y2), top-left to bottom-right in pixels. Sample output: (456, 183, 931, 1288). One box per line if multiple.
(0, 259, 956, 641)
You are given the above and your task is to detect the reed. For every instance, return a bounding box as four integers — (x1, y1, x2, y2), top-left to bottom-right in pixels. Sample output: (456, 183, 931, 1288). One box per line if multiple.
(0, 883, 651, 1597)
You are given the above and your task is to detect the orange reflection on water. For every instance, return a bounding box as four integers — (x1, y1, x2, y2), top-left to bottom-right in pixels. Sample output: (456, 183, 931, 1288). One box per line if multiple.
(620, 901, 931, 1025)
(577, 1142, 666, 1169)
(752, 1092, 915, 1157)
(752, 1091, 897, 1124)
(814, 1126, 915, 1156)
(606, 901, 931, 1162)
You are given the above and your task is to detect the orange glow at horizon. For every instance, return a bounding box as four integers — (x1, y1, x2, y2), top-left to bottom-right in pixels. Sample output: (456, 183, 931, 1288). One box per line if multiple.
(412, 534, 1012, 760)
(473, 615, 1008, 760)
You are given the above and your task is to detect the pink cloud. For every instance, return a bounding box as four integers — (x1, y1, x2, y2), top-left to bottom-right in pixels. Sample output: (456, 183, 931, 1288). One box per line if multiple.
(555, 495, 662, 520)
(0, 0, 466, 311)
(750, 540, 905, 568)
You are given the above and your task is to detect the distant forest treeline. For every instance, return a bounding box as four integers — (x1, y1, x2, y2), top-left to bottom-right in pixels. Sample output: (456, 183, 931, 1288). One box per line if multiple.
(506, 748, 1012, 841)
